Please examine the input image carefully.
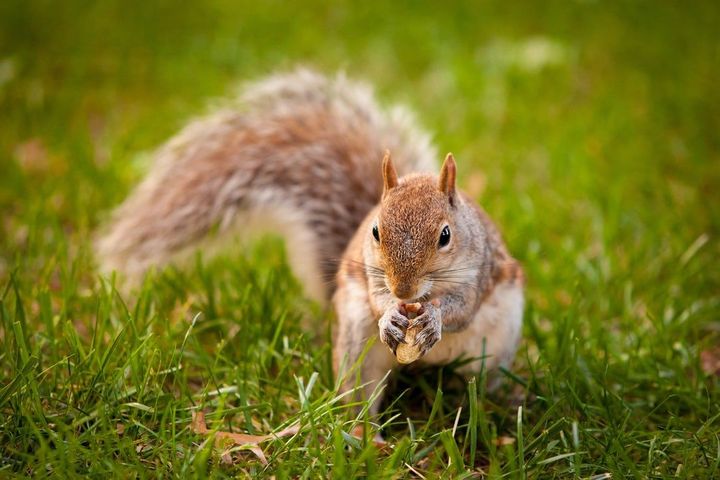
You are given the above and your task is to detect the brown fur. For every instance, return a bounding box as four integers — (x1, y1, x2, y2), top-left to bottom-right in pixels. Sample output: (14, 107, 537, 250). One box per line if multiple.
(96, 69, 436, 294)
(333, 153, 524, 415)
(96, 69, 523, 421)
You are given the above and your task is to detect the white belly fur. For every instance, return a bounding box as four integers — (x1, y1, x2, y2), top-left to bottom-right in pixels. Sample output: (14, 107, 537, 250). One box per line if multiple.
(419, 281, 524, 375)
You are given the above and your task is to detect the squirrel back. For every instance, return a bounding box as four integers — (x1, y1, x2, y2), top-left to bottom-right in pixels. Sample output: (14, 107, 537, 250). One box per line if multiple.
(96, 69, 437, 300)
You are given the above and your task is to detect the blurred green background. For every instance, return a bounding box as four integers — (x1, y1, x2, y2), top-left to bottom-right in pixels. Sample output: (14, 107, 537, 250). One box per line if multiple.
(1, 0, 719, 477)
(2, 1, 718, 260)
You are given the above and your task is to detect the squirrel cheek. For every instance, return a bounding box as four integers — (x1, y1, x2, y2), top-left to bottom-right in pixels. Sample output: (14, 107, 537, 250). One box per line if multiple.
(415, 279, 433, 299)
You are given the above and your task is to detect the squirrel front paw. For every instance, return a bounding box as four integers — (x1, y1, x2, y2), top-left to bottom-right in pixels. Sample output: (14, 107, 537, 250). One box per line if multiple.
(412, 301, 442, 355)
(378, 307, 409, 354)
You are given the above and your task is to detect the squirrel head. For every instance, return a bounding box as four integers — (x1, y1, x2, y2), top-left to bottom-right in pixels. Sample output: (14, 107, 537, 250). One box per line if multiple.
(369, 151, 483, 302)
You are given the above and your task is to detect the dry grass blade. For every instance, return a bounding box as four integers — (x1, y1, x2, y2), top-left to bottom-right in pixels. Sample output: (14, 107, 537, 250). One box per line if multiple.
(191, 411, 300, 465)
(493, 436, 516, 446)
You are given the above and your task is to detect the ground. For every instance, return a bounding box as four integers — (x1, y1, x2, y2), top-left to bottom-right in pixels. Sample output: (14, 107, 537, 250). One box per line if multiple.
(1, 0, 719, 477)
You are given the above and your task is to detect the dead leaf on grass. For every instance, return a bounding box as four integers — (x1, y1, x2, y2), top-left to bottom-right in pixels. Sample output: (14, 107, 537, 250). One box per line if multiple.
(15, 138, 49, 171)
(191, 411, 299, 465)
(350, 424, 389, 450)
(700, 346, 720, 376)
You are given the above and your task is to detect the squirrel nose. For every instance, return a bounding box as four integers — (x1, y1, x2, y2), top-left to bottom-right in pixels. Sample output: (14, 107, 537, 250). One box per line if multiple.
(392, 284, 416, 302)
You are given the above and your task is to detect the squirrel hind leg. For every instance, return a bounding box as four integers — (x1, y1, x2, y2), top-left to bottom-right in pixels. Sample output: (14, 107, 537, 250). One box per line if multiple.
(439, 281, 524, 391)
(336, 341, 395, 419)
(334, 278, 396, 419)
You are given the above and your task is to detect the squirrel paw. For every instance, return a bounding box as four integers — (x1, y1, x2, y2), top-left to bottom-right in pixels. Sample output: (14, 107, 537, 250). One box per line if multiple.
(378, 307, 409, 354)
(412, 302, 442, 355)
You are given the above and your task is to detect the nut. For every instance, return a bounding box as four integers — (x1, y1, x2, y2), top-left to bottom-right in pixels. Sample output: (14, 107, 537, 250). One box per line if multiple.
(395, 302, 423, 364)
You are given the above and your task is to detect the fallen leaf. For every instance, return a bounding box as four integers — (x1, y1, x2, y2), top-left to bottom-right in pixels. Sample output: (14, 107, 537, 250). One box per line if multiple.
(700, 346, 720, 376)
(14, 138, 49, 171)
(221, 452, 233, 465)
(350, 424, 389, 450)
(191, 411, 299, 465)
(135, 443, 150, 454)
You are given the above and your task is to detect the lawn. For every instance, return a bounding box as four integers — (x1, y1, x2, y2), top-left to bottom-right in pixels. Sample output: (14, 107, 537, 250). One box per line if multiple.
(1, 0, 719, 477)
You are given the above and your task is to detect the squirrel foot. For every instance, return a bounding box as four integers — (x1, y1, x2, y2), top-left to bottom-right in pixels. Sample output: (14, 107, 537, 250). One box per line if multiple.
(411, 301, 442, 355)
(378, 306, 410, 354)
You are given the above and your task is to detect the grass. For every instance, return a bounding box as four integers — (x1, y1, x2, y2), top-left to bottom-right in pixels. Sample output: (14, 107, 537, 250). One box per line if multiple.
(1, 0, 719, 477)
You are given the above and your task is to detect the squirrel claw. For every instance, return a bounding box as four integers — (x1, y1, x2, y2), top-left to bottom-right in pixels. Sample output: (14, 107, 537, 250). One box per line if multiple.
(379, 308, 410, 353)
(411, 303, 442, 354)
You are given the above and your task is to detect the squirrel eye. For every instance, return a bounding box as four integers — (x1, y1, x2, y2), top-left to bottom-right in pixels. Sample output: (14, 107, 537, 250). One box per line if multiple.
(438, 225, 451, 248)
(372, 224, 380, 242)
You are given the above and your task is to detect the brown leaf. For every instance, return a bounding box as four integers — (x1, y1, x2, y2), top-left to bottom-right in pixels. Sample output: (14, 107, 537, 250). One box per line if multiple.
(350, 425, 389, 451)
(700, 346, 720, 376)
(191, 411, 300, 465)
(14, 139, 49, 172)
(135, 443, 150, 454)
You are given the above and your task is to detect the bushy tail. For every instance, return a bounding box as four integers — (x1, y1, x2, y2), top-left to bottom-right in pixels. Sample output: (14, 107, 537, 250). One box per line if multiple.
(95, 68, 437, 300)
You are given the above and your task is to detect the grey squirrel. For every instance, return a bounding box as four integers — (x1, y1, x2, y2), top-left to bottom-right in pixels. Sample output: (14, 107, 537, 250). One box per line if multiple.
(96, 68, 524, 416)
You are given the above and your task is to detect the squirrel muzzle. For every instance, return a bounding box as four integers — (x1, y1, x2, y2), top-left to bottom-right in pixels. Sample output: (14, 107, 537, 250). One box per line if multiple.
(385, 270, 428, 302)
(390, 283, 417, 302)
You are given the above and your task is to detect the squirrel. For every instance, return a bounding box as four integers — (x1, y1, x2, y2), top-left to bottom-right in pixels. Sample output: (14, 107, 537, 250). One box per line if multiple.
(96, 68, 524, 417)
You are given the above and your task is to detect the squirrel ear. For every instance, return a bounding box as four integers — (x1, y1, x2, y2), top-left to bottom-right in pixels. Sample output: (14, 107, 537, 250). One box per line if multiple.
(382, 150, 399, 196)
(438, 153, 457, 205)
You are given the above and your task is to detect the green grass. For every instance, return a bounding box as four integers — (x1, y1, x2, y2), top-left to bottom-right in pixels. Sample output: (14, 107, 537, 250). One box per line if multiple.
(2, 0, 719, 477)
